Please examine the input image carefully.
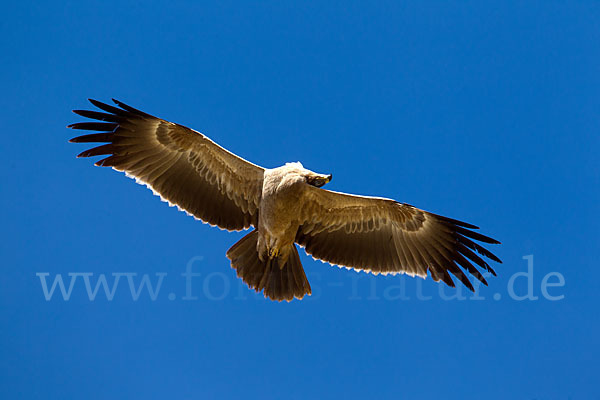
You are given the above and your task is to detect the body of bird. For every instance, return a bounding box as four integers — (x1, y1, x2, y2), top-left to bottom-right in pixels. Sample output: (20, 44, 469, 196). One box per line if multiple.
(258, 163, 330, 264)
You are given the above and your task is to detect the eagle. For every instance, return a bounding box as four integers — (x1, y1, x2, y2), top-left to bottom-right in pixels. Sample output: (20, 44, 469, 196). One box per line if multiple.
(69, 99, 501, 301)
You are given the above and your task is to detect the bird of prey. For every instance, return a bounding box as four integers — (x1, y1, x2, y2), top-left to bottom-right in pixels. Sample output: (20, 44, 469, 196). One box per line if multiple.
(69, 99, 501, 301)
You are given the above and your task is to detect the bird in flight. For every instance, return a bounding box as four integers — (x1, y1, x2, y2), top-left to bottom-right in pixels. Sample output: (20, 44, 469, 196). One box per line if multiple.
(69, 99, 501, 301)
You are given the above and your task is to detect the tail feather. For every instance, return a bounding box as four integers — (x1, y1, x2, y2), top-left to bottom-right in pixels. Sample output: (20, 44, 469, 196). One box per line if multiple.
(226, 230, 311, 301)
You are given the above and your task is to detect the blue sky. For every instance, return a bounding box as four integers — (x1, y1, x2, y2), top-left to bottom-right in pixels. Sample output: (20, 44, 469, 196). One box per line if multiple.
(1, 1, 598, 399)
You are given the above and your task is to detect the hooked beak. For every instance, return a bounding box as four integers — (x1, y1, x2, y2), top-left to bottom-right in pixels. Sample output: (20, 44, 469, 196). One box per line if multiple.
(309, 174, 332, 188)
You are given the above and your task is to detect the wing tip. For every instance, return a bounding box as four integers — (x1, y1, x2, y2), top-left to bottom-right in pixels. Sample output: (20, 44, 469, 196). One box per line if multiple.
(433, 213, 480, 230)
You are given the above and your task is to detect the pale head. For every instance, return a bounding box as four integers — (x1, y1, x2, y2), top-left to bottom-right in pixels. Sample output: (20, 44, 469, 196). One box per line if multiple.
(282, 162, 332, 188)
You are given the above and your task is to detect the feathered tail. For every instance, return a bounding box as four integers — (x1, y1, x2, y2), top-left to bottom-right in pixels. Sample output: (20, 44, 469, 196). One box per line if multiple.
(226, 230, 311, 301)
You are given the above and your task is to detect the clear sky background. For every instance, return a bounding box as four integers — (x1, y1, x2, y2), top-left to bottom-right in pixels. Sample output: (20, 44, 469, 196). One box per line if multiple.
(1, 1, 598, 399)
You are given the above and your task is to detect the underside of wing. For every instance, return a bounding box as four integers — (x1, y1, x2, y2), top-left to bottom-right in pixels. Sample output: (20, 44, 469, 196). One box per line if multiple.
(69, 99, 264, 231)
(296, 187, 501, 291)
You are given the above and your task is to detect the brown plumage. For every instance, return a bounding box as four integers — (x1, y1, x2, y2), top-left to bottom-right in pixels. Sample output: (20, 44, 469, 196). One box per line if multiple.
(69, 99, 501, 301)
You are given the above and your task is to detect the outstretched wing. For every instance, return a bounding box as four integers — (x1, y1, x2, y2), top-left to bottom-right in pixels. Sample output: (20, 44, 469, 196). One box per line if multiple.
(69, 99, 264, 231)
(296, 186, 501, 291)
